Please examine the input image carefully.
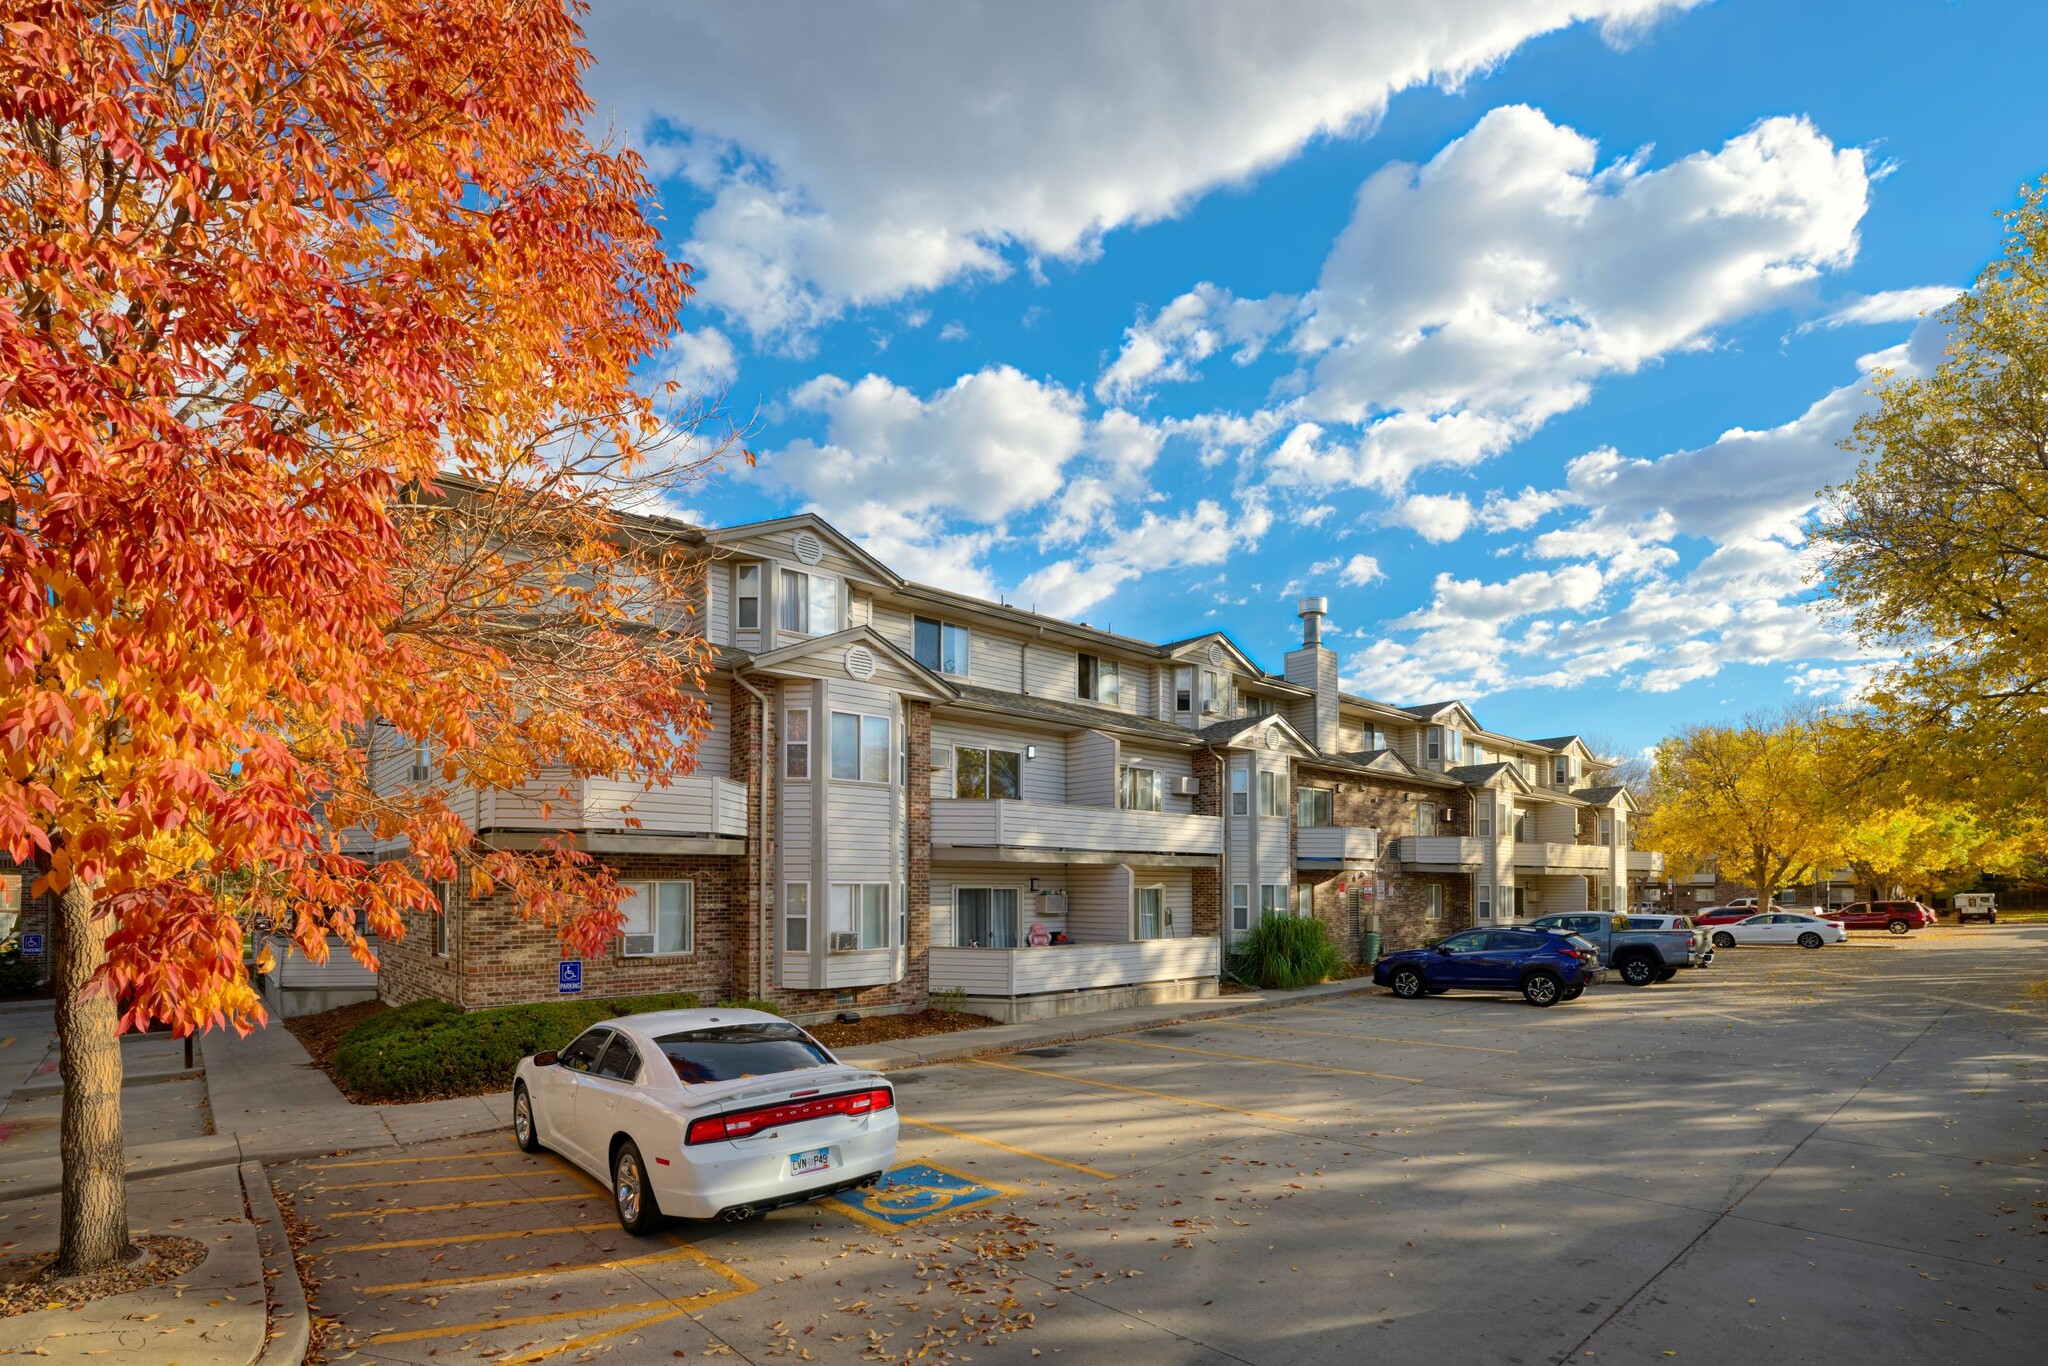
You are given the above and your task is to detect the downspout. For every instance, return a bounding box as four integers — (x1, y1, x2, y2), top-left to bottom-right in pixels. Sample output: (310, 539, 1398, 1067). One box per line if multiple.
(733, 670, 773, 1001)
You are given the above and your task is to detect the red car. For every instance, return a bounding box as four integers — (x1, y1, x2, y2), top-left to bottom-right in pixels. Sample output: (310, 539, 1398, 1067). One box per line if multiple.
(1692, 907, 1756, 927)
(1823, 900, 1935, 935)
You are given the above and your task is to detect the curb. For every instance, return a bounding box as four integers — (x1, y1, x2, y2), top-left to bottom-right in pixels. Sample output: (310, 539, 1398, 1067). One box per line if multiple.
(837, 976, 1382, 1073)
(241, 1159, 311, 1366)
(13, 1066, 204, 1100)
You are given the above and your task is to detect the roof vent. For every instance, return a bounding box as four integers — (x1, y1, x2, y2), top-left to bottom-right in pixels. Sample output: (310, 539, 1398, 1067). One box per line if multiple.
(843, 644, 877, 681)
(792, 530, 824, 565)
(1297, 595, 1329, 647)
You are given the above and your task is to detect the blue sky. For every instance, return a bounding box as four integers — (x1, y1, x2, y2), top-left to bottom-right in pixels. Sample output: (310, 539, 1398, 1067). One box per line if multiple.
(580, 0, 2046, 751)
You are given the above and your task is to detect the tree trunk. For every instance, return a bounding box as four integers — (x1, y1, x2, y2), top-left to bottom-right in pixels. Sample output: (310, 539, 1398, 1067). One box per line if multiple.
(54, 878, 135, 1275)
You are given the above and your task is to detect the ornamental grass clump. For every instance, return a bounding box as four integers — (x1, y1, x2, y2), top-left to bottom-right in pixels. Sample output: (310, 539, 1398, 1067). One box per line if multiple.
(1231, 915, 1344, 991)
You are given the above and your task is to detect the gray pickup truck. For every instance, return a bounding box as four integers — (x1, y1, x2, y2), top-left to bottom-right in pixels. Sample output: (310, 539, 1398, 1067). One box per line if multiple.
(1522, 912, 1711, 987)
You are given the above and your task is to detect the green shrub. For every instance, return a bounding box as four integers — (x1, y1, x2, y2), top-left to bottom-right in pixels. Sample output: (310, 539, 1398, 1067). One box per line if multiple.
(0, 946, 42, 995)
(330, 991, 700, 1102)
(1230, 915, 1343, 991)
(714, 998, 783, 1015)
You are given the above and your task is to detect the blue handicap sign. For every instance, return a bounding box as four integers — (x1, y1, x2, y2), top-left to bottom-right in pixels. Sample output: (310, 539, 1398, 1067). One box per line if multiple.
(20, 934, 43, 958)
(557, 959, 582, 995)
(825, 1162, 1010, 1229)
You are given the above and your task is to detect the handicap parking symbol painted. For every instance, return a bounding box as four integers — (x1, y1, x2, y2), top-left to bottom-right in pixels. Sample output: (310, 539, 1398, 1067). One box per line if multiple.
(825, 1162, 1012, 1229)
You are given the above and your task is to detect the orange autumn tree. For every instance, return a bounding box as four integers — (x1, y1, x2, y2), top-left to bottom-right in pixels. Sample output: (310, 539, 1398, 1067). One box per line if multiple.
(1, 0, 727, 1273)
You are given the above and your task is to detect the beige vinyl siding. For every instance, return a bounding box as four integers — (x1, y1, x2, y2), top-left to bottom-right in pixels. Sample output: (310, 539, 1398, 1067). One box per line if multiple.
(705, 561, 731, 645)
(966, 629, 1025, 690)
(825, 946, 906, 987)
(1225, 754, 1252, 899)
(1140, 867, 1196, 939)
(1117, 741, 1196, 815)
(1022, 642, 1073, 699)
(822, 677, 902, 882)
(930, 719, 1065, 803)
(778, 701, 812, 888)
(1336, 718, 1368, 752)
(866, 603, 914, 656)
(1123, 664, 1154, 718)
(929, 862, 1069, 947)
(1527, 802, 1579, 843)
(1065, 730, 1119, 807)
(691, 681, 731, 776)
(1063, 864, 1133, 942)
(1252, 750, 1291, 894)
(848, 592, 872, 627)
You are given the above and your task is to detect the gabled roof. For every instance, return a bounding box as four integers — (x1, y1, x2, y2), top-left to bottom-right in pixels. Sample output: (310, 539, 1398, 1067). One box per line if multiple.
(1402, 699, 1481, 731)
(1529, 735, 1584, 752)
(1571, 783, 1638, 812)
(1199, 713, 1317, 758)
(706, 513, 905, 589)
(1159, 631, 1264, 676)
(1297, 747, 1461, 788)
(742, 625, 956, 702)
(946, 684, 1196, 745)
(1446, 761, 1536, 794)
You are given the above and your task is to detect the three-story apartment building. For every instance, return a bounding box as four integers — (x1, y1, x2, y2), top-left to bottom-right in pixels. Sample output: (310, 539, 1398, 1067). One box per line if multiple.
(353, 511, 1661, 1024)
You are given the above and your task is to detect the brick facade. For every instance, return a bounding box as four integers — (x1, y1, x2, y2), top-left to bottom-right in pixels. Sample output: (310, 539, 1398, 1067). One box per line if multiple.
(1190, 748, 1222, 939)
(1, 851, 53, 987)
(1288, 766, 1477, 959)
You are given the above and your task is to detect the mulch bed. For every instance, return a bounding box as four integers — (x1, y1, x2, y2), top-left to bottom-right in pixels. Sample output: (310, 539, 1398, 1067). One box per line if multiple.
(0, 1235, 206, 1320)
(282, 998, 388, 1092)
(808, 1008, 998, 1049)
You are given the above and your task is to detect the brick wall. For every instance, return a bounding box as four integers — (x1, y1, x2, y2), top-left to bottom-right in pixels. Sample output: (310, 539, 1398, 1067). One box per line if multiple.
(1288, 767, 1473, 959)
(1576, 806, 1601, 845)
(1, 851, 53, 986)
(383, 852, 747, 1010)
(1373, 872, 1472, 953)
(1190, 748, 1221, 938)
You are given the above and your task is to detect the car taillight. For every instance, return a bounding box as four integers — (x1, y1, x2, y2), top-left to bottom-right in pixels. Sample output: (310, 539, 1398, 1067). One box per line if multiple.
(684, 1086, 895, 1145)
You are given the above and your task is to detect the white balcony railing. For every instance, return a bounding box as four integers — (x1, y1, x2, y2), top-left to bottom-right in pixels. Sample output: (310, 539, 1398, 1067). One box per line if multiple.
(1295, 826, 1381, 864)
(929, 937, 1219, 997)
(1390, 836, 1486, 867)
(1514, 842, 1613, 872)
(1626, 850, 1665, 877)
(930, 799, 1221, 858)
(484, 774, 748, 838)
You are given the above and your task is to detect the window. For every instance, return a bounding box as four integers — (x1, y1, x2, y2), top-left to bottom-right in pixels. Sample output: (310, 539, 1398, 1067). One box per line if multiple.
(1231, 885, 1250, 932)
(408, 740, 432, 784)
(829, 712, 889, 782)
(1437, 930, 1486, 953)
(1553, 755, 1572, 786)
(1513, 810, 1531, 842)
(1260, 884, 1285, 920)
(828, 883, 891, 951)
(1598, 814, 1614, 847)
(735, 564, 761, 631)
(955, 747, 1023, 800)
(1425, 884, 1444, 921)
(913, 616, 970, 675)
(1199, 670, 1219, 714)
(1518, 758, 1536, 783)
(1258, 770, 1287, 818)
(1118, 764, 1161, 812)
(1134, 885, 1165, 939)
(620, 881, 693, 956)
(1229, 765, 1249, 816)
(1295, 884, 1314, 917)
(956, 887, 1021, 948)
(1446, 730, 1462, 762)
(1414, 801, 1438, 837)
(594, 1035, 640, 1082)
(558, 1029, 610, 1073)
(1425, 727, 1443, 762)
(784, 708, 810, 779)
(1242, 693, 1272, 717)
(784, 883, 809, 953)
(1295, 787, 1333, 827)
(1078, 654, 1122, 704)
(654, 1022, 832, 1084)
(1600, 883, 1614, 913)
(432, 880, 454, 957)
(1477, 804, 1493, 838)
(1174, 666, 1194, 713)
(774, 568, 839, 635)
(1478, 884, 1493, 921)
(1468, 743, 1485, 765)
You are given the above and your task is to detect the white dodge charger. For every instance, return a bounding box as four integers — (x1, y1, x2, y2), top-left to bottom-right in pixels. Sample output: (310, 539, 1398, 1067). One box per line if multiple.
(1706, 912, 1850, 950)
(512, 1007, 898, 1232)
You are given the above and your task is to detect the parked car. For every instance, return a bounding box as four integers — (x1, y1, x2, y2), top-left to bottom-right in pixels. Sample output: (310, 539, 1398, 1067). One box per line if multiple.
(1825, 900, 1935, 935)
(1705, 913, 1848, 950)
(1374, 928, 1604, 1007)
(1952, 892, 1998, 924)
(1523, 912, 1708, 986)
(1627, 914, 1716, 970)
(1692, 907, 1756, 927)
(512, 1008, 897, 1232)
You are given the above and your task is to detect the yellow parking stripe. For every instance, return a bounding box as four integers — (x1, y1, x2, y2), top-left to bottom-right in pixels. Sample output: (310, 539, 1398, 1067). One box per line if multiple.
(1106, 1035, 1425, 1083)
(322, 1221, 616, 1255)
(328, 1192, 600, 1220)
(498, 1306, 697, 1365)
(310, 1170, 573, 1193)
(366, 1297, 684, 1346)
(1223, 1016, 1520, 1054)
(901, 1117, 1117, 1179)
(965, 1057, 1298, 1122)
(307, 1149, 522, 1170)
(361, 1244, 709, 1295)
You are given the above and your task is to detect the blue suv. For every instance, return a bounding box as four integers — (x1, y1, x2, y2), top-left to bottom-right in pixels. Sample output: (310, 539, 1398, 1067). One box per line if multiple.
(1372, 928, 1603, 1007)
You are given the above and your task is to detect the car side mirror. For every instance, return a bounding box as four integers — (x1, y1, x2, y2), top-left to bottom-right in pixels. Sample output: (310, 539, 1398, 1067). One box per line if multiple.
(532, 1050, 559, 1067)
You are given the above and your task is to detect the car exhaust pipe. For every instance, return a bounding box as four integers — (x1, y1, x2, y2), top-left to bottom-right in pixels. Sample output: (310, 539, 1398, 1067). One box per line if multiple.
(720, 1206, 755, 1223)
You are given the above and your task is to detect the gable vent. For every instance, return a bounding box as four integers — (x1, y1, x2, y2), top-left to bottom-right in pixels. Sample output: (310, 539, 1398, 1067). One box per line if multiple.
(843, 644, 878, 681)
(1205, 642, 1225, 665)
(792, 530, 824, 565)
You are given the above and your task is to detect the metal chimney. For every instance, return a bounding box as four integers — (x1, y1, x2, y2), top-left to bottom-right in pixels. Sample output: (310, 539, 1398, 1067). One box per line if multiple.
(1297, 595, 1329, 647)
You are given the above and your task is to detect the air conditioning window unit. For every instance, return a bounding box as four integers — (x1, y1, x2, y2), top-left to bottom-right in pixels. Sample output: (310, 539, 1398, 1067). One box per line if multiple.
(621, 933, 655, 957)
(409, 763, 431, 783)
(1172, 776, 1200, 797)
(930, 746, 953, 770)
(829, 932, 860, 952)
(1201, 701, 1219, 715)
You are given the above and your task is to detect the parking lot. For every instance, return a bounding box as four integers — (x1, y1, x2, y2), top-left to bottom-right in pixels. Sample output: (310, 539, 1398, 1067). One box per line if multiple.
(278, 926, 2048, 1364)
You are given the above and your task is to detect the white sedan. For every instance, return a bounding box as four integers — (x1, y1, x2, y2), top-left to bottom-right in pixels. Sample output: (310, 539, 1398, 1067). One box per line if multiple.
(512, 1007, 898, 1232)
(1706, 912, 1849, 950)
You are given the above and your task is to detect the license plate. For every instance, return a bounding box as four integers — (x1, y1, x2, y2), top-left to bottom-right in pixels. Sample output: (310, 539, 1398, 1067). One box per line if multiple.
(790, 1147, 832, 1177)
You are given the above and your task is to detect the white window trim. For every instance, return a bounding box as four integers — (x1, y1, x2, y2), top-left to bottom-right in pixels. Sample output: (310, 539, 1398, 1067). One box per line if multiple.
(955, 886, 1023, 949)
(735, 564, 761, 631)
(1133, 883, 1167, 940)
(1425, 884, 1444, 921)
(1295, 786, 1333, 828)
(954, 745, 1025, 801)
(1229, 765, 1249, 816)
(1477, 884, 1493, 921)
(785, 707, 810, 779)
(784, 882, 809, 954)
(1259, 884, 1285, 921)
(913, 615, 971, 676)
(1118, 764, 1162, 813)
(828, 882, 892, 952)
(620, 880, 695, 958)
(1230, 884, 1250, 932)
(1258, 769, 1288, 819)
(829, 710, 891, 784)
(1173, 665, 1194, 713)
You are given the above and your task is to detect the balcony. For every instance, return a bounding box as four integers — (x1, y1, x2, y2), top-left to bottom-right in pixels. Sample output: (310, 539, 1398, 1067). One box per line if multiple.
(930, 938, 1219, 1003)
(1390, 836, 1486, 869)
(1626, 850, 1665, 878)
(1296, 825, 1381, 867)
(483, 774, 749, 841)
(930, 799, 1221, 864)
(1513, 842, 1612, 873)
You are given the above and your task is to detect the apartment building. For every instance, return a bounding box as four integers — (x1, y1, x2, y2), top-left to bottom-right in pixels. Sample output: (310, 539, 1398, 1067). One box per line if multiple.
(366, 511, 1663, 1024)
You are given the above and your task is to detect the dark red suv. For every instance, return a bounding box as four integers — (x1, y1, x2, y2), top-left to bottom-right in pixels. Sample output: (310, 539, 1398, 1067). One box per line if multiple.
(1825, 900, 1935, 935)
